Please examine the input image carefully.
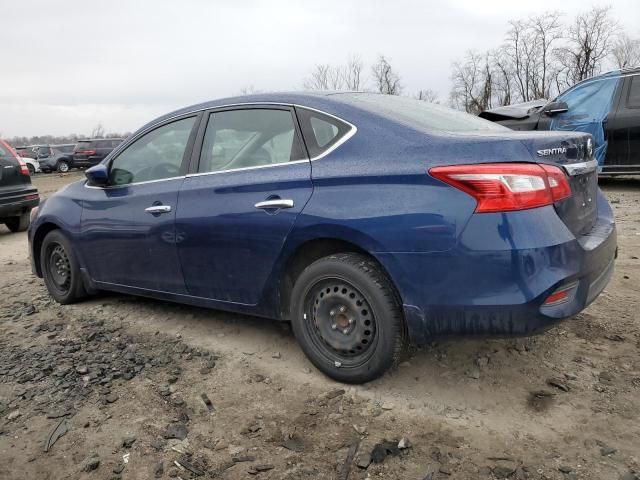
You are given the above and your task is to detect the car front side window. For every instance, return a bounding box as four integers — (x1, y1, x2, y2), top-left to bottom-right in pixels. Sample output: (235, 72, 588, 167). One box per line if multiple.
(108, 116, 196, 186)
(198, 109, 306, 174)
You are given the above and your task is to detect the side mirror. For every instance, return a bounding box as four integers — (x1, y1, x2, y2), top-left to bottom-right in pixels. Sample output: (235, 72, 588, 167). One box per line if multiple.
(85, 164, 109, 186)
(543, 101, 569, 116)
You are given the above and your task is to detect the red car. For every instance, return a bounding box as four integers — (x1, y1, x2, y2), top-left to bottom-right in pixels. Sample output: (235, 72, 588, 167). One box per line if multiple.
(0, 139, 39, 232)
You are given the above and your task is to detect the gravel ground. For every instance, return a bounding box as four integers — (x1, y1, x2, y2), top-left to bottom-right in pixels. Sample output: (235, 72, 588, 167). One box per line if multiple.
(0, 171, 639, 480)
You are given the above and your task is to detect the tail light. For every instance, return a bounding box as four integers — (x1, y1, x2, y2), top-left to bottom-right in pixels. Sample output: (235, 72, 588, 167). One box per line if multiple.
(429, 163, 571, 213)
(77, 149, 97, 155)
(18, 159, 30, 176)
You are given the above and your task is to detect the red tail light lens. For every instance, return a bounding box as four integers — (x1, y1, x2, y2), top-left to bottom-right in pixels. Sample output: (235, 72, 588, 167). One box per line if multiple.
(429, 163, 571, 213)
(18, 159, 30, 176)
(78, 149, 97, 155)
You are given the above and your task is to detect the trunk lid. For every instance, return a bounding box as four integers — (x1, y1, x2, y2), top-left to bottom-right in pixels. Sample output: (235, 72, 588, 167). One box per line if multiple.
(516, 131, 598, 237)
(439, 129, 599, 237)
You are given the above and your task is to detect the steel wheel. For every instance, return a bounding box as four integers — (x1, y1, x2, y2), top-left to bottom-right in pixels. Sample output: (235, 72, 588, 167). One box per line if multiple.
(304, 278, 379, 368)
(46, 243, 72, 294)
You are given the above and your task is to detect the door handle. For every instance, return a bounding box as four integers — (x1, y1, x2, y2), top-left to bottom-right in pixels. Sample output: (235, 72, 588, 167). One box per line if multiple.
(254, 199, 294, 210)
(145, 205, 172, 214)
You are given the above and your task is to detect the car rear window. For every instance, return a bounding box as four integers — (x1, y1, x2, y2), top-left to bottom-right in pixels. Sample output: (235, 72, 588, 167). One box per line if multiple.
(74, 142, 91, 151)
(54, 145, 76, 153)
(336, 93, 507, 133)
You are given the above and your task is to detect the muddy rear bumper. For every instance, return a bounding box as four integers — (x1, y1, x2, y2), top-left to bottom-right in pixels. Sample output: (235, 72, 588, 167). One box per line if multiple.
(377, 193, 617, 344)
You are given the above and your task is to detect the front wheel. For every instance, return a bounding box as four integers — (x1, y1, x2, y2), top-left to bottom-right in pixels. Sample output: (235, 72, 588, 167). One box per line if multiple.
(41, 230, 87, 304)
(290, 253, 405, 383)
(56, 160, 69, 173)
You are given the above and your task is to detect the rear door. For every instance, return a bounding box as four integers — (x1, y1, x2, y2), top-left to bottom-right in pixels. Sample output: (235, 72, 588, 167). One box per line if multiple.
(175, 106, 312, 305)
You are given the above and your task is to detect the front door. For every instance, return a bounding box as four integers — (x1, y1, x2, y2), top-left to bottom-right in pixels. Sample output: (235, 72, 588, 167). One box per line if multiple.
(80, 115, 199, 293)
(176, 106, 312, 305)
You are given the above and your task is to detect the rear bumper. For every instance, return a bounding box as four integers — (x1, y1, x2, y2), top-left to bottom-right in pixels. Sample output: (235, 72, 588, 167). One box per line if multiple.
(0, 192, 39, 218)
(377, 191, 617, 344)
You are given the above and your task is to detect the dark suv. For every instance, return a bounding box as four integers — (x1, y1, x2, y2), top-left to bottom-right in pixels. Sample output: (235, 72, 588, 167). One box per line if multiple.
(0, 139, 39, 232)
(479, 67, 640, 176)
(69, 138, 124, 171)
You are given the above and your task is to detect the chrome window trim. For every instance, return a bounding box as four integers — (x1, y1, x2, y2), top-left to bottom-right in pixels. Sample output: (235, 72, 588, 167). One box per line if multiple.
(185, 159, 310, 178)
(85, 102, 357, 188)
(563, 159, 599, 176)
(85, 175, 185, 189)
(295, 105, 358, 161)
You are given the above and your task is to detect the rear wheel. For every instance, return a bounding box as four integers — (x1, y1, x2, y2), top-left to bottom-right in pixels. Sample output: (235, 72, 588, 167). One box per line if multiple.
(4, 212, 30, 232)
(56, 160, 69, 173)
(41, 230, 87, 304)
(290, 253, 405, 383)
(27, 163, 35, 175)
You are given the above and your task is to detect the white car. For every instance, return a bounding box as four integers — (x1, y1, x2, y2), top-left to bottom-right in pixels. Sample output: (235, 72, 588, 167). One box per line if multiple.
(19, 156, 40, 175)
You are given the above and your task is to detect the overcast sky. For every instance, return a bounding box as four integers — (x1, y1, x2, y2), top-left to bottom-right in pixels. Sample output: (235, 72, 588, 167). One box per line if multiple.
(1, 0, 639, 137)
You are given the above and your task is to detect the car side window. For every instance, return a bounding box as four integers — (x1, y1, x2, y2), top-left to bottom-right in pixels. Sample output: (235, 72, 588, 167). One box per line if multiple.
(109, 116, 196, 186)
(627, 75, 640, 108)
(296, 108, 353, 158)
(198, 109, 305, 174)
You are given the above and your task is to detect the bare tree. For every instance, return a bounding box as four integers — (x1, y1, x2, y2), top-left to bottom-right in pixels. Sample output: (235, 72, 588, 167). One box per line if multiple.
(528, 11, 563, 98)
(342, 55, 365, 90)
(503, 11, 563, 102)
(239, 85, 259, 95)
(555, 6, 619, 87)
(612, 33, 640, 68)
(303, 64, 332, 90)
(414, 89, 439, 103)
(91, 123, 105, 138)
(450, 51, 494, 113)
(371, 55, 402, 95)
(491, 48, 515, 106)
(303, 63, 346, 90)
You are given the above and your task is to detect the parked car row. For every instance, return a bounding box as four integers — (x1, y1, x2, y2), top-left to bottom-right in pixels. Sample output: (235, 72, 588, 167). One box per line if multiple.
(479, 66, 640, 176)
(12, 138, 124, 173)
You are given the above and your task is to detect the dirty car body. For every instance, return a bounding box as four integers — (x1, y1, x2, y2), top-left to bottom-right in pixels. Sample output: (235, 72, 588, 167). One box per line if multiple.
(29, 92, 616, 381)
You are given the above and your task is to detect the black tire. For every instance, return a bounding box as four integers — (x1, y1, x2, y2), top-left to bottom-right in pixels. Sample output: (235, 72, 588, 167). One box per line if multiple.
(56, 160, 69, 173)
(4, 212, 30, 232)
(41, 230, 87, 304)
(290, 253, 405, 383)
(27, 163, 35, 175)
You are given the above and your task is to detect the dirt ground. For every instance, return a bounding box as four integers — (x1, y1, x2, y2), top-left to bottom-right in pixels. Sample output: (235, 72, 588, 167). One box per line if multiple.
(0, 171, 638, 480)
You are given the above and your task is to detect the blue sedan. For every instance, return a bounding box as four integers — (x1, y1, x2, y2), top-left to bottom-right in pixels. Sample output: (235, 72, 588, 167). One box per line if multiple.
(28, 92, 617, 383)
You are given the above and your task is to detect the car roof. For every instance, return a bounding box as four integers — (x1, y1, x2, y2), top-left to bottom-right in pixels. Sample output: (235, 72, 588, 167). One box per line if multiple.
(140, 91, 385, 130)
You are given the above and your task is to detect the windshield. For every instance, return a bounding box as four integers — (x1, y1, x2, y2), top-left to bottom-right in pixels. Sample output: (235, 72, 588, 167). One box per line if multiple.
(335, 93, 507, 133)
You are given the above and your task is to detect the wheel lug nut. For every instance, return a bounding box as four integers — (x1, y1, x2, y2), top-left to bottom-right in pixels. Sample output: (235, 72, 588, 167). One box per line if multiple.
(331, 323, 337, 330)
(342, 329, 349, 335)
(339, 306, 346, 313)
(329, 309, 336, 316)
(348, 318, 354, 324)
